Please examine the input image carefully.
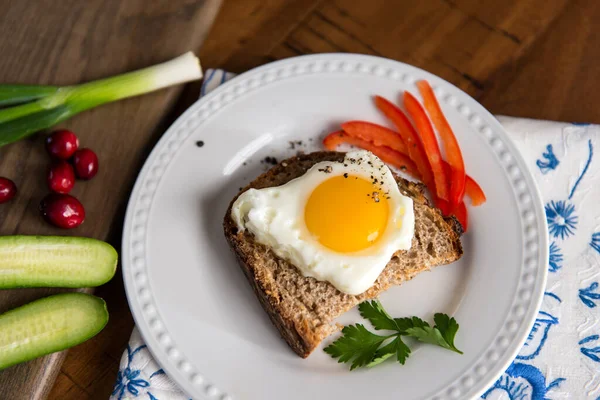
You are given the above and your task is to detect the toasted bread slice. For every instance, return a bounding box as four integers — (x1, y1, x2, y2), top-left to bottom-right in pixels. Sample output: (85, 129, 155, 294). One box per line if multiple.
(223, 151, 463, 358)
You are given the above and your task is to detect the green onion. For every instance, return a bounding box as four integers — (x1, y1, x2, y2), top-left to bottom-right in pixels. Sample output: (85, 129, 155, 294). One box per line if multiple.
(0, 52, 202, 147)
(0, 85, 58, 106)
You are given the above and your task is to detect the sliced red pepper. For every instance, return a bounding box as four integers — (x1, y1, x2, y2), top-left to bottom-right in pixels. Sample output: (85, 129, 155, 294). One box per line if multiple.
(465, 175, 486, 206)
(442, 161, 486, 206)
(403, 91, 449, 201)
(323, 131, 421, 178)
(323, 130, 351, 150)
(434, 197, 451, 216)
(453, 201, 468, 232)
(374, 96, 434, 188)
(434, 193, 468, 232)
(341, 121, 408, 154)
(417, 80, 466, 208)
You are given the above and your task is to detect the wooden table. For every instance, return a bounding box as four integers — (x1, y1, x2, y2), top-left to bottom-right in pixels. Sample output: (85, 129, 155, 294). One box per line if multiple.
(0, 0, 597, 398)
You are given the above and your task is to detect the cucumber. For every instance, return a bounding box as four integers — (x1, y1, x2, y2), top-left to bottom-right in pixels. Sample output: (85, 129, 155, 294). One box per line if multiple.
(0, 235, 117, 288)
(0, 292, 108, 370)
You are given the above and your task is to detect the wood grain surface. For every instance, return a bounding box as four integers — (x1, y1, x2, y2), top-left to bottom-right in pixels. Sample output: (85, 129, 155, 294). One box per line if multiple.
(0, 0, 222, 399)
(0, 0, 596, 398)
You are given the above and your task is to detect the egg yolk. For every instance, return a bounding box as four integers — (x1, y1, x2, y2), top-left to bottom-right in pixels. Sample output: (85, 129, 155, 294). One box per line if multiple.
(304, 175, 389, 253)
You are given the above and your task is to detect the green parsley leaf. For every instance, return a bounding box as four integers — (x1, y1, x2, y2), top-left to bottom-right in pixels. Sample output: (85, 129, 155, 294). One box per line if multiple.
(366, 339, 396, 367)
(434, 313, 462, 354)
(358, 301, 433, 335)
(405, 326, 447, 348)
(404, 319, 463, 354)
(323, 301, 463, 370)
(358, 300, 399, 331)
(394, 335, 411, 364)
(367, 335, 411, 367)
(393, 316, 430, 332)
(323, 324, 391, 370)
(391, 317, 413, 332)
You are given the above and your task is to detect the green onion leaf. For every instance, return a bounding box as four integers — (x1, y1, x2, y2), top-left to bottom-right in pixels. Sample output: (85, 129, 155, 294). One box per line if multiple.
(0, 106, 72, 147)
(0, 100, 52, 124)
(0, 85, 58, 107)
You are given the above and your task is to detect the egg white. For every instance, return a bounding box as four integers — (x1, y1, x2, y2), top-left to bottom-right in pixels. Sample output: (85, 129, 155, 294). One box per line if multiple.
(231, 150, 415, 295)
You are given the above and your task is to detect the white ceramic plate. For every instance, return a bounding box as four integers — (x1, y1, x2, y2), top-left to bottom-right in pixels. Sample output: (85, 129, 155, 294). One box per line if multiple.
(122, 54, 548, 400)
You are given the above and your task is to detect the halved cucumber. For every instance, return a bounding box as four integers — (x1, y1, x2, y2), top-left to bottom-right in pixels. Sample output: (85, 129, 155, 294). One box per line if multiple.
(0, 292, 108, 370)
(0, 235, 117, 288)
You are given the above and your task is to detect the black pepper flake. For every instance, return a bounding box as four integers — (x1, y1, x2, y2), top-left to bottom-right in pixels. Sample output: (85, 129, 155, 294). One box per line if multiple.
(195, 140, 205, 147)
(343, 173, 348, 178)
(243, 162, 247, 166)
(288, 140, 303, 150)
(344, 164, 348, 167)
(372, 191, 380, 203)
(318, 166, 333, 173)
(239, 187, 243, 191)
(261, 156, 278, 165)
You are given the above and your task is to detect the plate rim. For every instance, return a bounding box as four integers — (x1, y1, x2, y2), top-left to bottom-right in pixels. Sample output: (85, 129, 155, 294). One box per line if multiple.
(121, 53, 549, 400)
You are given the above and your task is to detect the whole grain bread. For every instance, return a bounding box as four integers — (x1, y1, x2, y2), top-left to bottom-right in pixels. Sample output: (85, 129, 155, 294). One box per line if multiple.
(223, 151, 463, 358)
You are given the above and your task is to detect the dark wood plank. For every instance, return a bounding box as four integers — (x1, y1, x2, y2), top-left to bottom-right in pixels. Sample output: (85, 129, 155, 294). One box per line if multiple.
(47, 373, 91, 400)
(0, 1, 222, 399)
(199, 0, 325, 72)
(280, 0, 569, 95)
(479, 0, 600, 123)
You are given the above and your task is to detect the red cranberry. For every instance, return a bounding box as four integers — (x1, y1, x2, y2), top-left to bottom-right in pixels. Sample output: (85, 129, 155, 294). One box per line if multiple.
(0, 177, 17, 204)
(72, 148, 98, 180)
(47, 161, 75, 194)
(46, 130, 79, 160)
(39, 193, 85, 229)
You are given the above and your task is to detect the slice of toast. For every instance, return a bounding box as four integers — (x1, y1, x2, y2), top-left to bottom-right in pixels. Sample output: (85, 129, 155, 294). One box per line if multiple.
(223, 151, 463, 358)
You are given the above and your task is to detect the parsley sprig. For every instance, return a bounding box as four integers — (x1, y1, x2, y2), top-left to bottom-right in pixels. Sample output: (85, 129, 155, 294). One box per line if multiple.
(324, 300, 462, 370)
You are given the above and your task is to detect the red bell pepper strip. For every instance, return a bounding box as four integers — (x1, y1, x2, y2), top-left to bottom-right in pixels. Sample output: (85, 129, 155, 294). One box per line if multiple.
(403, 91, 449, 201)
(435, 192, 468, 231)
(323, 131, 421, 178)
(465, 174, 486, 206)
(341, 121, 408, 154)
(417, 80, 466, 208)
(433, 197, 451, 216)
(374, 96, 434, 188)
(433, 193, 468, 232)
(453, 201, 468, 232)
(442, 161, 486, 206)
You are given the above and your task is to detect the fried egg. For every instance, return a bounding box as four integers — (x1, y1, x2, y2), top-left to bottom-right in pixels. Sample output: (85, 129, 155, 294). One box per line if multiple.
(231, 150, 415, 295)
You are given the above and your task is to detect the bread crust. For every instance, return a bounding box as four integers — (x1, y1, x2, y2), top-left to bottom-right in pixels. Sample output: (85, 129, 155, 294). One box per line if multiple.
(223, 151, 462, 358)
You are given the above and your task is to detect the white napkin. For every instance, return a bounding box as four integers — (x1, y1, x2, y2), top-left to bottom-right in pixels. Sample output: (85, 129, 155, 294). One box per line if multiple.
(110, 69, 600, 400)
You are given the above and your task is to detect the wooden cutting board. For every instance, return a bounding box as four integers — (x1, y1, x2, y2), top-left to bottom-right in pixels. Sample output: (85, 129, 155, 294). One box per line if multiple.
(0, 0, 221, 398)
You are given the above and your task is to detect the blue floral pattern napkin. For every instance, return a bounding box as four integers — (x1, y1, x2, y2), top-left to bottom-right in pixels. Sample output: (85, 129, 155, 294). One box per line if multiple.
(111, 70, 600, 400)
